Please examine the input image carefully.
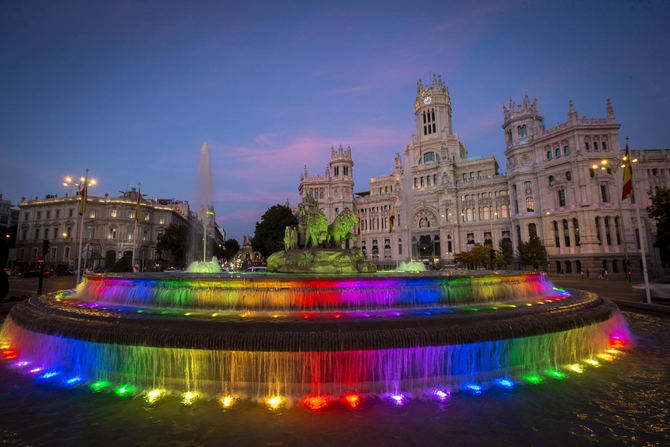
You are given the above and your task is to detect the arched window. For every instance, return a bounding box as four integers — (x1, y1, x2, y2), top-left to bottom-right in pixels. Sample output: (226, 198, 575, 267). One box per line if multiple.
(528, 223, 537, 237)
(594, 141, 599, 151)
(466, 208, 474, 222)
(566, 171, 572, 181)
(547, 151, 553, 160)
(483, 206, 490, 220)
(555, 148, 561, 158)
(585, 141, 590, 151)
(573, 218, 580, 246)
(564, 145, 570, 155)
(602, 141, 607, 151)
(563, 219, 570, 247)
(553, 221, 560, 247)
(549, 175, 554, 185)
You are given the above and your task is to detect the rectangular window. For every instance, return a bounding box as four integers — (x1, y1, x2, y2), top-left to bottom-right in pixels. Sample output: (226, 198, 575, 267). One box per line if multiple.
(37, 211, 42, 220)
(414, 178, 418, 188)
(111, 209, 117, 218)
(51, 247, 56, 260)
(433, 174, 437, 184)
(143, 230, 148, 241)
(144, 213, 150, 221)
(35, 229, 40, 240)
(398, 238, 402, 255)
(65, 247, 70, 259)
(420, 177, 424, 187)
(600, 184, 609, 203)
(343, 166, 348, 176)
(426, 176, 431, 186)
(89, 210, 96, 218)
(553, 221, 560, 247)
(46, 210, 51, 219)
(558, 190, 566, 207)
(56, 210, 60, 218)
(563, 220, 571, 247)
(87, 227, 94, 239)
(159, 217, 165, 225)
(69, 209, 73, 217)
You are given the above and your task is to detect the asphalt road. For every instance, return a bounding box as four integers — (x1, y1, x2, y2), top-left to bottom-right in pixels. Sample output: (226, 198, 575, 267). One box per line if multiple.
(6, 275, 77, 299)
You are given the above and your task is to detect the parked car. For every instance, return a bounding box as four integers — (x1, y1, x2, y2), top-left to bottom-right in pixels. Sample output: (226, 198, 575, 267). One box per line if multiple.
(245, 266, 267, 273)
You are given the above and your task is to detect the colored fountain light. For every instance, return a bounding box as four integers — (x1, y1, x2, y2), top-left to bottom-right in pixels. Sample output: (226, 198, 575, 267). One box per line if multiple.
(146, 389, 163, 404)
(566, 364, 584, 374)
(266, 396, 284, 410)
(220, 396, 235, 409)
(182, 391, 197, 405)
(343, 393, 361, 409)
(303, 395, 329, 411)
(389, 393, 406, 406)
(0, 270, 631, 408)
(90, 380, 110, 392)
(432, 389, 451, 402)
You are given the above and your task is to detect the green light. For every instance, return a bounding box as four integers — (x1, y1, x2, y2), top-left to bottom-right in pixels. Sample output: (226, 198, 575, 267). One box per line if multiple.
(136, 310, 143, 313)
(491, 306, 498, 310)
(546, 370, 566, 379)
(90, 380, 110, 391)
(524, 374, 543, 384)
(114, 384, 135, 396)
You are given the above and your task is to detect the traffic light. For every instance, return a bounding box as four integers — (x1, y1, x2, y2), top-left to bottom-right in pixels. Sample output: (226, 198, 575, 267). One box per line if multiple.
(42, 239, 50, 255)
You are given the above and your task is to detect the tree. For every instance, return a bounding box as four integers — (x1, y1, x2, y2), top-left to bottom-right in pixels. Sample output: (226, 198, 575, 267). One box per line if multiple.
(648, 186, 670, 267)
(495, 238, 514, 268)
(252, 204, 298, 257)
(214, 238, 240, 261)
(517, 235, 547, 270)
(156, 224, 189, 268)
(111, 253, 132, 272)
(454, 245, 492, 269)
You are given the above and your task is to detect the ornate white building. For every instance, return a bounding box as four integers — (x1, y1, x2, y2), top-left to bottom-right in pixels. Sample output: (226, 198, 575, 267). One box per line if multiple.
(299, 75, 670, 276)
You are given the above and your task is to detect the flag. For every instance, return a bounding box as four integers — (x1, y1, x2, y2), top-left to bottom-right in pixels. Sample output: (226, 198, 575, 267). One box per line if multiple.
(79, 183, 87, 216)
(622, 142, 633, 201)
(136, 184, 142, 222)
(357, 210, 361, 235)
(389, 208, 395, 233)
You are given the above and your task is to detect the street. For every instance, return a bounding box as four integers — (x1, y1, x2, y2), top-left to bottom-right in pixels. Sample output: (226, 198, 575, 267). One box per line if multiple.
(5, 275, 77, 300)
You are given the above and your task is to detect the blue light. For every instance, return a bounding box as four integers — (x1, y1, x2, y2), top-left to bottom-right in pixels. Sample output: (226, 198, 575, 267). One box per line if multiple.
(38, 371, 59, 379)
(497, 378, 515, 389)
(465, 384, 483, 395)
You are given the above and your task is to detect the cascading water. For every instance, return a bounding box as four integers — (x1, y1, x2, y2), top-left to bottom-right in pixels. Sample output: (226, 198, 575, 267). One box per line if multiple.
(192, 142, 215, 263)
(0, 271, 631, 410)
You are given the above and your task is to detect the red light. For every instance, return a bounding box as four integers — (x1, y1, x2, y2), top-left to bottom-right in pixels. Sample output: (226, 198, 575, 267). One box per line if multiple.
(343, 393, 361, 409)
(303, 395, 329, 411)
(334, 314, 341, 319)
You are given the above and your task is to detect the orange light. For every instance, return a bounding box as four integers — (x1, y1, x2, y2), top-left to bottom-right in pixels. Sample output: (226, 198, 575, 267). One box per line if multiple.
(343, 393, 361, 409)
(303, 395, 329, 411)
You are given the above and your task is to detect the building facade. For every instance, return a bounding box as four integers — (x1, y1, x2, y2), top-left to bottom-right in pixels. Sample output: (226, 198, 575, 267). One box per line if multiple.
(0, 194, 19, 229)
(299, 75, 670, 276)
(14, 189, 224, 272)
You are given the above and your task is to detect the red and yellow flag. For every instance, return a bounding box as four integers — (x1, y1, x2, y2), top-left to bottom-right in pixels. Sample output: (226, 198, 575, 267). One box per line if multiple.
(79, 183, 87, 216)
(389, 208, 395, 233)
(622, 142, 633, 201)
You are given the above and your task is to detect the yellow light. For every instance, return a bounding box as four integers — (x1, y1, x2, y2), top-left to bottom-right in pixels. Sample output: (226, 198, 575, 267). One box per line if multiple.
(62, 232, 67, 238)
(146, 389, 163, 403)
(80, 177, 85, 182)
(597, 353, 614, 362)
(591, 164, 598, 169)
(622, 155, 628, 161)
(620, 164, 626, 168)
(220, 396, 235, 408)
(90, 179, 97, 185)
(266, 395, 284, 410)
(601, 159, 608, 165)
(65, 177, 72, 183)
(606, 349, 620, 355)
(584, 359, 600, 367)
(632, 158, 638, 163)
(182, 391, 197, 405)
(566, 364, 584, 374)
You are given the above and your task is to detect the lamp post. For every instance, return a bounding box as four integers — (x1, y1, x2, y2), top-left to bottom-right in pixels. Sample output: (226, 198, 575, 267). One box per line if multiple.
(63, 170, 97, 284)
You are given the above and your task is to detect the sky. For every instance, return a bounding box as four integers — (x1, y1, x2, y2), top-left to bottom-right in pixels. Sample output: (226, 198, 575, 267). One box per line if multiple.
(1, 0, 669, 241)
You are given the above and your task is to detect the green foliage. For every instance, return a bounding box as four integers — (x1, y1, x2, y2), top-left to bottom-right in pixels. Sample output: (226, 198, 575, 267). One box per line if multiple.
(454, 245, 492, 269)
(517, 235, 547, 269)
(156, 224, 188, 267)
(213, 238, 240, 260)
(111, 253, 132, 272)
(252, 204, 299, 257)
(495, 238, 514, 267)
(648, 187, 670, 265)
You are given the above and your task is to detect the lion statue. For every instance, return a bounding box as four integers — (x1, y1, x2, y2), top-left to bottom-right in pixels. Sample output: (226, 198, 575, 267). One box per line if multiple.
(299, 205, 328, 248)
(327, 209, 358, 246)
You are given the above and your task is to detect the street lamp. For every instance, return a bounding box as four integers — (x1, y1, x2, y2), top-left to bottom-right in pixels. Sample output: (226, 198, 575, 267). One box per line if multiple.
(63, 169, 97, 284)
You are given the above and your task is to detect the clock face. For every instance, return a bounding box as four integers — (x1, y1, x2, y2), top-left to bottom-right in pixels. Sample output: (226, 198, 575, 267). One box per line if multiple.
(423, 96, 432, 105)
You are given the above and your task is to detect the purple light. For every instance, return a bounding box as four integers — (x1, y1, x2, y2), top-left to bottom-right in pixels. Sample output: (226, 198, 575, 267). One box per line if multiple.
(389, 393, 406, 406)
(432, 389, 451, 402)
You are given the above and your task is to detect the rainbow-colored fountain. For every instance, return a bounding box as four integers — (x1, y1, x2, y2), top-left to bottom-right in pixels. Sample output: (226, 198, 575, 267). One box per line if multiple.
(0, 271, 629, 409)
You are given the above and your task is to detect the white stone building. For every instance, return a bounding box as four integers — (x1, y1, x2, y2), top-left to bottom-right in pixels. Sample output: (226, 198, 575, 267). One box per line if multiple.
(299, 75, 670, 276)
(14, 189, 224, 271)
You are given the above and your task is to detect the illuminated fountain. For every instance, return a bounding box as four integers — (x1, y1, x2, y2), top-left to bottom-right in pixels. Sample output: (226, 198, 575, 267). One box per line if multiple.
(0, 270, 630, 409)
(0, 174, 630, 410)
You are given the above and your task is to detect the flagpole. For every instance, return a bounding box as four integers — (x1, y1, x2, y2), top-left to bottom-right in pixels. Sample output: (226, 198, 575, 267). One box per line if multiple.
(132, 182, 140, 272)
(76, 168, 88, 285)
(626, 137, 651, 304)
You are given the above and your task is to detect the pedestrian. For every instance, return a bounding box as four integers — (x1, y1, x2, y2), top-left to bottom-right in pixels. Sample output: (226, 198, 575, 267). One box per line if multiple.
(0, 268, 9, 302)
(580, 270, 584, 279)
(604, 269, 609, 280)
(627, 271, 632, 282)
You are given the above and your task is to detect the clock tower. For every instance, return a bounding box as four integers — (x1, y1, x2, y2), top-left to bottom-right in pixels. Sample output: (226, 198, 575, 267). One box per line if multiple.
(414, 74, 453, 142)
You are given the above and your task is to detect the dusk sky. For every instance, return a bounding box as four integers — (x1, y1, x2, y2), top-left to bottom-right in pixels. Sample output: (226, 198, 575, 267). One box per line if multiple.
(1, 0, 669, 241)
